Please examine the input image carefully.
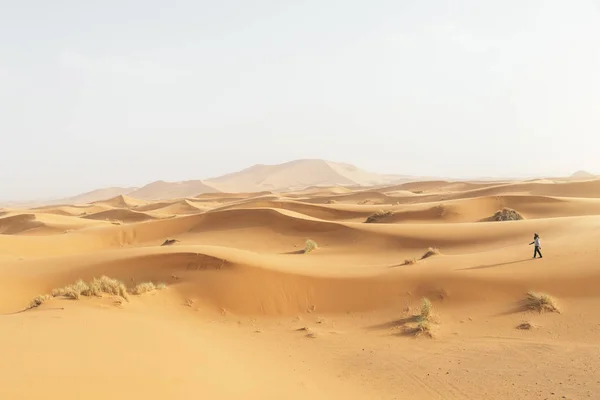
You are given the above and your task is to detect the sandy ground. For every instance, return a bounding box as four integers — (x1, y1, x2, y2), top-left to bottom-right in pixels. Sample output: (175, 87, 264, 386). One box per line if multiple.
(1, 179, 600, 399)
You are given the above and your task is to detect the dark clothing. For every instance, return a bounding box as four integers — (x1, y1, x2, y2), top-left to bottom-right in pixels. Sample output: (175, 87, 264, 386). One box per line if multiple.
(533, 246, 542, 258)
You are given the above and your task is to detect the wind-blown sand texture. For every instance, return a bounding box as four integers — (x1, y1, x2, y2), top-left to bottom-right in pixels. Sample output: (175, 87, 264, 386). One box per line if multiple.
(2, 177, 600, 399)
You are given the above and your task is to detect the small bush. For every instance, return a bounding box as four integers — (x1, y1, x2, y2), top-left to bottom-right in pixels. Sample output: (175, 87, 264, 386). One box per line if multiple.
(326, 200, 337, 204)
(52, 276, 129, 302)
(414, 320, 433, 337)
(304, 239, 318, 254)
(161, 239, 179, 246)
(485, 208, 524, 222)
(52, 279, 90, 300)
(525, 291, 559, 313)
(156, 282, 167, 290)
(403, 298, 435, 338)
(420, 247, 440, 260)
(419, 298, 433, 321)
(132, 282, 156, 295)
(403, 257, 417, 265)
(365, 210, 393, 223)
(28, 294, 51, 309)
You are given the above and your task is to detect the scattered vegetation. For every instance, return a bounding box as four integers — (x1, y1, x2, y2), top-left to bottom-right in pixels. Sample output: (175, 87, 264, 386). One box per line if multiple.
(484, 207, 524, 222)
(524, 291, 559, 313)
(52, 276, 129, 301)
(419, 297, 433, 320)
(52, 279, 90, 300)
(131, 281, 167, 295)
(404, 297, 435, 337)
(28, 294, 51, 310)
(161, 238, 179, 246)
(402, 257, 417, 265)
(326, 199, 337, 204)
(420, 247, 440, 260)
(365, 210, 393, 223)
(304, 239, 318, 254)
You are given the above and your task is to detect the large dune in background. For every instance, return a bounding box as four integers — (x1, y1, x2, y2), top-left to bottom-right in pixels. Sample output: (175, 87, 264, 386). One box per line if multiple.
(2, 174, 600, 399)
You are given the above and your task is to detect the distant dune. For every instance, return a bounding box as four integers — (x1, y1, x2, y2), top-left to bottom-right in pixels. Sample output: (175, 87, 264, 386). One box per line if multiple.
(204, 159, 405, 192)
(127, 180, 220, 200)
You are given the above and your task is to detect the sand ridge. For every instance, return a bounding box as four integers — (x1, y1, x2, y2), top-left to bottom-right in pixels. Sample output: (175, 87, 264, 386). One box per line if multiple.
(2, 176, 600, 399)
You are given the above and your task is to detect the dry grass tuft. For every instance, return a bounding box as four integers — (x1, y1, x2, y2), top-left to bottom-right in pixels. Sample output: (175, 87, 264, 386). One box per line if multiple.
(365, 210, 393, 223)
(403, 257, 417, 265)
(525, 291, 559, 313)
(484, 207, 524, 222)
(304, 239, 318, 254)
(28, 294, 51, 309)
(403, 298, 435, 338)
(52, 279, 89, 300)
(161, 238, 179, 246)
(326, 199, 337, 204)
(420, 247, 440, 260)
(419, 297, 433, 321)
(132, 282, 156, 295)
(52, 276, 129, 302)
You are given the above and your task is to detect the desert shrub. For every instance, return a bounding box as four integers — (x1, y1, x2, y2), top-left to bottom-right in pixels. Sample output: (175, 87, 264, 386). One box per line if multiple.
(525, 291, 559, 313)
(28, 294, 51, 309)
(485, 207, 524, 222)
(420, 247, 440, 260)
(304, 239, 318, 254)
(52, 279, 89, 300)
(365, 210, 393, 223)
(403, 298, 435, 337)
(403, 257, 417, 265)
(52, 276, 129, 301)
(419, 297, 433, 321)
(161, 239, 179, 246)
(132, 282, 156, 295)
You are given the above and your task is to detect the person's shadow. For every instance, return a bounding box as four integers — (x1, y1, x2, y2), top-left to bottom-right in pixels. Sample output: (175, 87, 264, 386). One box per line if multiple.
(456, 258, 532, 271)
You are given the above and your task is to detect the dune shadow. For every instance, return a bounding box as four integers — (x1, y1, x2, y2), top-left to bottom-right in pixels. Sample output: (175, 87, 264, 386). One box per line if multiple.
(367, 315, 419, 331)
(493, 300, 532, 317)
(281, 249, 306, 255)
(456, 259, 531, 271)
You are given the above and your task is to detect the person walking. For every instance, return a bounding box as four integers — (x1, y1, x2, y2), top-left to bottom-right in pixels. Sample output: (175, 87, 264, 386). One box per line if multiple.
(529, 233, 542, 258)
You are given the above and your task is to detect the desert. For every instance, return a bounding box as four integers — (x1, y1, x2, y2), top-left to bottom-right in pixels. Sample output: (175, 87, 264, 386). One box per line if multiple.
(1, 160, 599, 399)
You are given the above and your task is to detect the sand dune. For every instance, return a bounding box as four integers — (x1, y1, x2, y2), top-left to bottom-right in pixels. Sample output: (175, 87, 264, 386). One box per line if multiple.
(128, 179, 220, 200)
(2, 176, 600, 399)
(204, 159, 402, 192)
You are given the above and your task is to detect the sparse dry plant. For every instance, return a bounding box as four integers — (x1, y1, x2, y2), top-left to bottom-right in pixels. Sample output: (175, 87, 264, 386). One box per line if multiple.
(419, 297, 433, 321)
(420, 247, 440, 260)
(483, 207, 524, 222)
(304, 239, 318, 254)
(525, 291, 559, 313)
(28, 294, 51, 309)
(132, 282, 156, 295)
(414, 320, 433, 337)
(403, 257, 417, 265)
(365, 210, 393, 223)
(52, 276, 129, 302)
(404, 297, 435, 338)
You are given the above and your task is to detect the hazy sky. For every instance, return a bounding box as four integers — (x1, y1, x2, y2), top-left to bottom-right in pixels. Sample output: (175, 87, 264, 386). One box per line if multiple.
(1, 1, 599, 200)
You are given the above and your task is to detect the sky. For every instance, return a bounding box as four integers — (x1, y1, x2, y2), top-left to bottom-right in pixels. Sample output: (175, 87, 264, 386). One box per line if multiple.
(1, 0, 599, 200)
